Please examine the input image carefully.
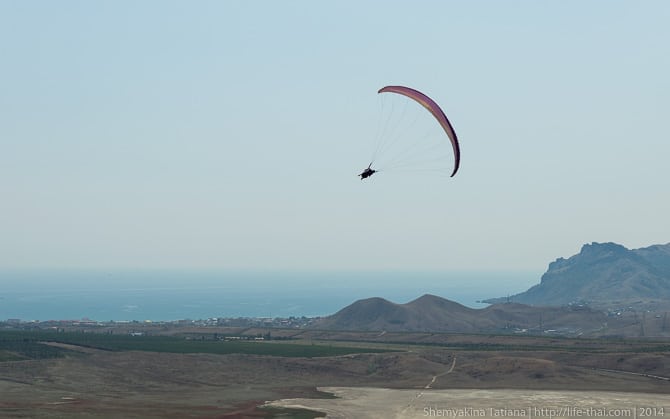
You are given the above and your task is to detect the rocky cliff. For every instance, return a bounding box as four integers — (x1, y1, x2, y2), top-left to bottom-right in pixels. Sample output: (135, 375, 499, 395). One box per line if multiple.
(485, 242, 670, 306)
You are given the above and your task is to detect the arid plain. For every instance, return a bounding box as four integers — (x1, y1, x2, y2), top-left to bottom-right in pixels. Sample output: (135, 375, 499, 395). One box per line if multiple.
(1, 329, 669, 418)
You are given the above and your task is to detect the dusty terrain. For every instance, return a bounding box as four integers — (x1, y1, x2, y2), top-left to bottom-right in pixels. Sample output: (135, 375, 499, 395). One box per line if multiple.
(1, 336, 669, 417)
(267, 387, 670, 419)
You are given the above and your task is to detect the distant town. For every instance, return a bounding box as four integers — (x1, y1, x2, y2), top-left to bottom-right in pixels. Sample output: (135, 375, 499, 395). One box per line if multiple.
(1, 315, 319, 333)
(3, 296, 668, 340)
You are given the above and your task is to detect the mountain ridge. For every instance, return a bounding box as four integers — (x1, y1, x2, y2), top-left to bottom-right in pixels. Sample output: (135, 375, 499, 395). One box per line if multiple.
(309, 242, 670, 336)
(310, 293, 605, 335)
(484, 242, 670, 306)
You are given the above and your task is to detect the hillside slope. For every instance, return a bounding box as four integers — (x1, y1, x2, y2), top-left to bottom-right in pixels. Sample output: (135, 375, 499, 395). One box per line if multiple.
(485, 242, 670, 306)
(311, 294, 606, 334)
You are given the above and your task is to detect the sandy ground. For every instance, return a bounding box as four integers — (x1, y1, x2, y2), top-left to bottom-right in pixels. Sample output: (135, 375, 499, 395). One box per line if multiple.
(265, 387, 670, 419)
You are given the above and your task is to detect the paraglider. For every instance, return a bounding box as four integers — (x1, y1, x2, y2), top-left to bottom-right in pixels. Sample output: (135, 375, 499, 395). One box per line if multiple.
(358, 163, 377, 180)
(360, 85, 460, 179)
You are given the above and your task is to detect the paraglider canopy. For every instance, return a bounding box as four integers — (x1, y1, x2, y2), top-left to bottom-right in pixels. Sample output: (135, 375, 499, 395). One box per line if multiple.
(377, 85, 460, 177)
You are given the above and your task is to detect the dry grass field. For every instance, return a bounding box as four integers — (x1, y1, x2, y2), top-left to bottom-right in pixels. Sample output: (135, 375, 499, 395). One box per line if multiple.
(0, 333, 669, 418)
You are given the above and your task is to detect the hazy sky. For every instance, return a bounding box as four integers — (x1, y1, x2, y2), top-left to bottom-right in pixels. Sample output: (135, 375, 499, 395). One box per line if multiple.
(2, 1, 668, 273)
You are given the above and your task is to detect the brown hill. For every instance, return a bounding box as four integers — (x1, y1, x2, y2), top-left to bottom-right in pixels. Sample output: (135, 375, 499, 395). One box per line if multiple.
(310, 294, 606, 335)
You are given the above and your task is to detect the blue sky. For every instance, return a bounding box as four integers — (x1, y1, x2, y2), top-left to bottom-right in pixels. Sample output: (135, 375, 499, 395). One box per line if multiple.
(1, 1, 669, 273)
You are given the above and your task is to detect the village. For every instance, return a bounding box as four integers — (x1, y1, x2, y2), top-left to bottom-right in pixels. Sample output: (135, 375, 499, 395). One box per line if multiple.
(0, 315, 319, 335)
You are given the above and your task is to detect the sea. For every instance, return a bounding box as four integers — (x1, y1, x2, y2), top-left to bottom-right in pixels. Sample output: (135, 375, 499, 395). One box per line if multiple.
(0, 270, 540, 322)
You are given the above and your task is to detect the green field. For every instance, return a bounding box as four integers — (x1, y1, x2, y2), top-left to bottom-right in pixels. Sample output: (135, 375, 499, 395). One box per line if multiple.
(0, 350, 25, 362)
(0, 330, 393, 360)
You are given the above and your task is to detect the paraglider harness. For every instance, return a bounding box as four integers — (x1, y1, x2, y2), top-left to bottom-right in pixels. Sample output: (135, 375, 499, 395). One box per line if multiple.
(359, 163, 377, 180)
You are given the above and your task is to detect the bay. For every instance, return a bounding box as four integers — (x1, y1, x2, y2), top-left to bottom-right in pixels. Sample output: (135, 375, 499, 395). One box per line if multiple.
(0, 270, 540, 322)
